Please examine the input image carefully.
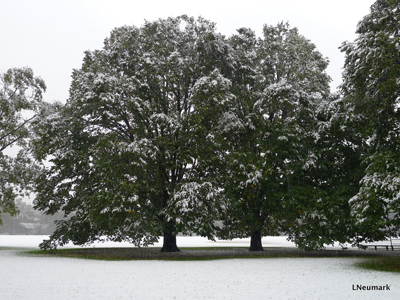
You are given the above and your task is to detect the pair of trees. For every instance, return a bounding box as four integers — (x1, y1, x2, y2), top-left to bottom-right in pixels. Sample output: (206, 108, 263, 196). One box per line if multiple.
(31, 16, 334, 251)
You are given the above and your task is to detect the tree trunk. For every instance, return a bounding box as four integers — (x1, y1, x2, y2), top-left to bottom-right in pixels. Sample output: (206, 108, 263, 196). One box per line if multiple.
(249, 229, 264, 251)
(160, 220, 180, 252)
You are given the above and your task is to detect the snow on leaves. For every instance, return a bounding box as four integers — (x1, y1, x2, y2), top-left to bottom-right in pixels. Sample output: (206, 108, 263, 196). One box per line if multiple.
(340, 0, 400, 242)
(0, 67, 47, 223)
(33, 16, 237, 250)
(29, 9, 398, 251)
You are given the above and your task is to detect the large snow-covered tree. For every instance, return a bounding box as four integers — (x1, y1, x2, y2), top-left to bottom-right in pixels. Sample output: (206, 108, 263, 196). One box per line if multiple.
(33, 16, 235, 251)
(340, 0, 400, 243)
(0, 67, 46, 225)
(217, 23, 332, 250)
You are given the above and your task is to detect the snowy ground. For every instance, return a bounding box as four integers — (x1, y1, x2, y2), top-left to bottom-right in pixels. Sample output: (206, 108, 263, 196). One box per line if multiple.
(1, 235, 399, 300)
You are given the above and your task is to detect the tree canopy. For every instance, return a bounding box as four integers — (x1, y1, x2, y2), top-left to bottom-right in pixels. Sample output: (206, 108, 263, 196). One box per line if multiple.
(216, 22, 333, 250)
(340, 0, 400, 243)
(33, 16, 235, 251)
(31, 2, 400, 252)
(0, 67, 46, 225)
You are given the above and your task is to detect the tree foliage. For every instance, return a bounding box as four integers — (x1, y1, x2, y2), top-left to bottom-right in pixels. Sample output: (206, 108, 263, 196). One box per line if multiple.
(33, 16, 235, 251)
(216, 22, 332, 250)
(340, 0, 400, 243)
(284, 93, 365, 250)
(0, 67, 46, 225)
(32, 9, 398, 252)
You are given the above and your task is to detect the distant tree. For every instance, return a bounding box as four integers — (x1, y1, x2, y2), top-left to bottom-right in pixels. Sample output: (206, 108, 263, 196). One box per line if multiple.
(340, 0, 400, 243)
(217, 23, 332, 251)
(33, 16, 235, 251)
(0, 198, 63, 235)
(0, 67, 45, 225)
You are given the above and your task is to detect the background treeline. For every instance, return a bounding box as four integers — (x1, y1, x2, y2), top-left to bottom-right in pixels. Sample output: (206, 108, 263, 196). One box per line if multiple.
(0, 198, 64, 235)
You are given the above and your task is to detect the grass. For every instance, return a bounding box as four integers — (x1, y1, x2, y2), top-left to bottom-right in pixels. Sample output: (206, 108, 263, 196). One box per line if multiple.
(179, 246, 248, 250)
(25, 246, 400, 267)
(27, 248, 124, 261)
(27, 247, 282, 261)
(24, 246, 400, 273)
(25, 247, 400, 272)
(355, 257, 400, 273)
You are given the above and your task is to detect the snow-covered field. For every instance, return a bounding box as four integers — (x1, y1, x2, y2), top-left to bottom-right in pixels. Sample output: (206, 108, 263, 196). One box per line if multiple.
(1, 235, 399, 300)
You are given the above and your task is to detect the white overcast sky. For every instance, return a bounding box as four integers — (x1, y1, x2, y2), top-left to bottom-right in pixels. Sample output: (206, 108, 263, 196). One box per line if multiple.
(1, 0, 375, 103)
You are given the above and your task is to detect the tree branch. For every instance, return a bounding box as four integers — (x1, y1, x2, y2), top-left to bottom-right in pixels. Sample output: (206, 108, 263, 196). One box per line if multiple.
(0, 114, 36, 151)
(7, 85, 22, 102)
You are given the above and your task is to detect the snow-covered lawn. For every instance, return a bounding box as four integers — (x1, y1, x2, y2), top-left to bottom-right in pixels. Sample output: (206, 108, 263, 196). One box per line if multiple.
(1, 235, 399, 300)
